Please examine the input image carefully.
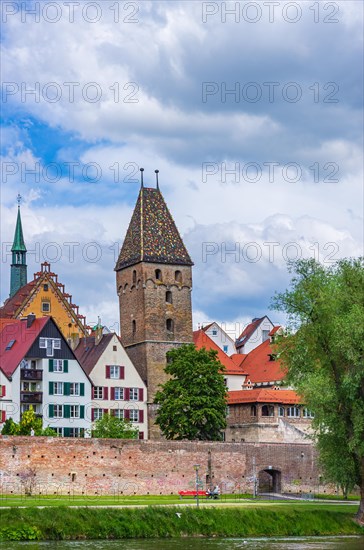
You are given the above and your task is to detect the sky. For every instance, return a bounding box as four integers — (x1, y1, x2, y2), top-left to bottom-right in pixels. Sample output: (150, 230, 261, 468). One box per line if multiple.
(1, 0, 363, 338)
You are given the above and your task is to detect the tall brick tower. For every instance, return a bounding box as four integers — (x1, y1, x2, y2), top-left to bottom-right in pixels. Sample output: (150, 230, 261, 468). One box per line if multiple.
(115, 170, 193, 438)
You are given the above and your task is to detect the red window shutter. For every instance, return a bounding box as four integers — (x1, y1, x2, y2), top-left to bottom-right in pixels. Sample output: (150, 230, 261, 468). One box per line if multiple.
(1, 385, 5, 397)
(103, 408, 109, 415)
(124, 409, 130, 420)
(138, 388, 144, 401)
(1, 410, 6, 423)
(119, 366, 125, 379)
(110, 387, 115, 400)
(91, 408, 95, 421)
(110, 408, 115, 416)
(106, 365, 110, 378)
(138, 431, 144, 440)
(124, 388, 130, 401)
(139, 409, 144, 423)
(103, 387, 109, 400)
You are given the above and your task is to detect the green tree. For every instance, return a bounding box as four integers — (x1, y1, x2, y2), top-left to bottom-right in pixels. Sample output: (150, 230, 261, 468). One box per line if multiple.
(92, 413, 139, 439)
(154, 344, 228, 440)
(271, 258, 364, 522)
(18, 406, 43, 436)
(1, 418, 19, 435)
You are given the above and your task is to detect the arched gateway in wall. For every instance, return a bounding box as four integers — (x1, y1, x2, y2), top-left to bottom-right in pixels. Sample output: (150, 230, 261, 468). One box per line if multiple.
(258, 467, 282, 494)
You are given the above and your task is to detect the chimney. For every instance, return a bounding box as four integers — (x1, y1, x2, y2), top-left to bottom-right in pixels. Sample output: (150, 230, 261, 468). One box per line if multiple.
(27, 313, 36, 328)
(69, 333, 80, 350)
(95, 326, 103, 345)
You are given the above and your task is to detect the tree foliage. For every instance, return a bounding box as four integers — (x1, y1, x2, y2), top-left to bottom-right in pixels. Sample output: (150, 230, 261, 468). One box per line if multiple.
(154, 344, 228, 440)
(1, 407, 58, 436)
(271, 258, 364, 521)
(91, 413, 139, 439)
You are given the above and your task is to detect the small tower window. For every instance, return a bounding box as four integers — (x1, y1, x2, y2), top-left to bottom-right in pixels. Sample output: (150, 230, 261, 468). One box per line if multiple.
(43, 284, 49, 291)
(132, 320, 136, 337)
(155, 269, 162, 281)
(166, 318, 174, 333)
(175, 270, 182, 283)
(132, 270, 137, 284)
(250, 405, 257, 416)
(42, 301, 51, 313)
(166, 291, 172, 304)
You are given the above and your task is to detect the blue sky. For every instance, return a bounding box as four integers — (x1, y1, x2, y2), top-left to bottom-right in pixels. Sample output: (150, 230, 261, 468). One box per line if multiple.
(1, 0, 363, 335)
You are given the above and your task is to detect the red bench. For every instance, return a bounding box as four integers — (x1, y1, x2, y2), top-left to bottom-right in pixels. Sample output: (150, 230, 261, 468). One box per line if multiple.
(178, 490, 206, 498)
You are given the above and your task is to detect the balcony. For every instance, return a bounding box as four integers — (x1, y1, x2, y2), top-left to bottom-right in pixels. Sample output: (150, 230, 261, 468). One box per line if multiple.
(21, 368, 43, 381)
(20, 392, 43, 404)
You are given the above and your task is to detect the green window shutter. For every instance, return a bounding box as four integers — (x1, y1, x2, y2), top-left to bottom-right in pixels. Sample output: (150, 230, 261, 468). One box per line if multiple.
(63, 360, 68, 373)
(49, 359, 54, 372)
(49, 382, 54, 395)
(63, 427, 70, 437)
(64, 382, 70, 396)
(80, 405, 85, 419)
(80, 383, 85, 396)
(64, 405, 70, 419)
(49, 404, 54, 418)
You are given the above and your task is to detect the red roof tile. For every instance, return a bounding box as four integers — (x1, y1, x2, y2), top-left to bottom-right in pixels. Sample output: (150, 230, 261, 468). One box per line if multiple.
(0, 282, 36, 318)
(74, 333, 114, 375)
(193, 330, 247, 376)
(230, 353, 247, 367)
(228, 388, 301, 405)
(239, 337, 286, 384)
(0, 317, 49, 378)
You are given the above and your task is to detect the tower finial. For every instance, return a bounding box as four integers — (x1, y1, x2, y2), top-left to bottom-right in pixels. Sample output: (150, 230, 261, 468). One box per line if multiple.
(17, 193, 22, 208)
(155, 169, 159, 190)
(140, 168, 144, 188)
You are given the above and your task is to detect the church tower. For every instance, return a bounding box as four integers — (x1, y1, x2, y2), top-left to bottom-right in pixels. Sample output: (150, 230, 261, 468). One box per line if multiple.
(115, 170, 193, 438)
(10, 195, 27, 298)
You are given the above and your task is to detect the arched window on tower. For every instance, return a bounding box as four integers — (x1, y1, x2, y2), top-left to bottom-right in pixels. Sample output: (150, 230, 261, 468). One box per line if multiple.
(166, 318, 174, 333)
(175, 270, 182, 283)
(155, 269, 162, 281)
(261, 404, 275, 417)
(166, 291, 172, 304)
(132, 270, 137, 284)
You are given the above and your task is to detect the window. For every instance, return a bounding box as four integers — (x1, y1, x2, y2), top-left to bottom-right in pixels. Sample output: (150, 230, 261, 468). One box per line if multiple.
(129, 388, 138, 401)
(53, 359, 63, 372)
(250, 405, 257, 416)
(132, 320, 136, 337)
(114, 387, 124, 400)
(53, 427, 63, 436)
(66, 428, 84, 438)
(41, 301, 51, 313)
(93, 408, 103, 420)
(287, 406, 300, 418)
(129, 409, 139, 422)
(261, 404, 275, 417)
(303, 408, 314, 418)
(132, 270, 137, 284)
(175, 270, 182, 283)
(5, 340, 16, 351)
(223, 378, 227, 386)
(70, 405, 79, 418)
(39, 337, 61, 357)
(114, 409, 123, 419)
(93, 386, 103, 399)
(53, 339, 61, 349)
(54, 405, 63, 418)
(113, 345, 117, 351)
(223, 345, 228, 353)
(278, 406, 285, 417)
(70, 383, 79, 396)
(166, 318, 174, 333)
(166, 291, 172, 304)
(262, 330, 270, 342)
(110, 365, 120, 379)
(155, 269, 162, 281)
(53, 382, 64, 396)
(212, 330, 217, 336)
(43, 284, 49, 291)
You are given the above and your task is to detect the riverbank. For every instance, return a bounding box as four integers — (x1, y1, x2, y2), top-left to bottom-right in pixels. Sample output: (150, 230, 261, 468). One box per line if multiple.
(1, 505, 363, 541)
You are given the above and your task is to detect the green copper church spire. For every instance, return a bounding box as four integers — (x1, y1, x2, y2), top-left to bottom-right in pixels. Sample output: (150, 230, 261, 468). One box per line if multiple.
(10, 194, 27, 297)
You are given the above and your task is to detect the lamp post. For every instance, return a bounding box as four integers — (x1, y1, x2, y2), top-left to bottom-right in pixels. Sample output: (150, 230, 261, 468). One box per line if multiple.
(194, 464, 200, 508)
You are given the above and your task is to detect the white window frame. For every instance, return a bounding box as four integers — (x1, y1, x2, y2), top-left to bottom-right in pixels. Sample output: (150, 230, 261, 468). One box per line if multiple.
(53, 404, 63, 418)
(114, 387, 124, 400)
(223, 345, 228, 353)
(110, 365, 120, 379)
(129, 409, 139, 423)
(53, 427, 63, 436)
(278, 406, 285, 417)
(93, 386, 103, 399)
(54, 382, 64, 396)
(114, 409, 123, 419)
(53, 359, 63, 373)
(94, 408, 103, 420)
(129, 388, 138, 401)
(303, 408, 314, 418)
(287, 406, 300, 418)
(70, 405, 79, 419)
(69, 383, 80, 396)
(212, 330, 217, 336)
(41, 301, 51, 313)
(39, 337, 61, 357)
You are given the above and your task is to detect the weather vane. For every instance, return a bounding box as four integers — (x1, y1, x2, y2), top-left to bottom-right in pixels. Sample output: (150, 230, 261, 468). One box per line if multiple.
(17, 193, 22, 207)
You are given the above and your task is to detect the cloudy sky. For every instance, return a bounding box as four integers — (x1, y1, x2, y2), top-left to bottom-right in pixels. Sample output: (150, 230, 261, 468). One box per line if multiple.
(1, 0, 363, 337)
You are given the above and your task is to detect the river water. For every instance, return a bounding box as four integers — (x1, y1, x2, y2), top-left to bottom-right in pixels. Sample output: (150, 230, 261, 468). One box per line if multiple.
(5, 537, 364, 549)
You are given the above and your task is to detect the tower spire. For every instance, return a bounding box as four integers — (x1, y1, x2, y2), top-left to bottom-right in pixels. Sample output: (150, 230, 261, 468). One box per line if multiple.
(10, 196, 27, 297)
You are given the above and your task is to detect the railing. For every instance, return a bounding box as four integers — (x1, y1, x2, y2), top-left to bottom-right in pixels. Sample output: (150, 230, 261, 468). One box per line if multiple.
(21, 368, 43, 381)
(20, 392, 43, 403)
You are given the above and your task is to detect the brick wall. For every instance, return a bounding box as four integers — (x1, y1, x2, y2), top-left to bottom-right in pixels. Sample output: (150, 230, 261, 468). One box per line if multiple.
(0, 436, 329, 496)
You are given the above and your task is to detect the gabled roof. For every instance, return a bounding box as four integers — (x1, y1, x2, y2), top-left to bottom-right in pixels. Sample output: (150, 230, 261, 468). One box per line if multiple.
(115, 187, 193, 270)
(193, 329, 247, 376)
(228, 388, 301, 405)
(236, 315, 275, 348)
(74, 333, 114, 375)
(239, 336, 286, 384)
(0, 281, 36, 318)
(0, 317, 49, 377)
(230, 353, 247, 368)
(11, 206, 27, 252)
